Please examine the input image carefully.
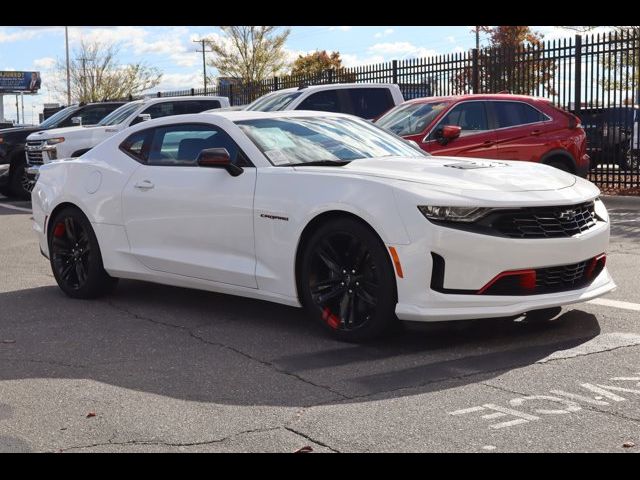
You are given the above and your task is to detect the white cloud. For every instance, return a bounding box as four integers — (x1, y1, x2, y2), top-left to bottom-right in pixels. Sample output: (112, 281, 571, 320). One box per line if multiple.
(328, 26, 352, 32)
(0, 27, 43, 43)
(374, 28, 394, 39)
(535, 25, 613, 40)
(368, 42, 437, 59)
(33, 57, 56, 70)
(341, 53, 386, 67)
(67, 26, 149, 47)
(446, 35, 455, 43)
(150, 71, 203, 92)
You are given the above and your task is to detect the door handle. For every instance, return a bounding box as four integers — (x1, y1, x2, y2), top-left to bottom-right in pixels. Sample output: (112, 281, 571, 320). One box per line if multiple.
(530, 129, 541, 136)
(482, 140, 495, 146)
(134, 180, 154, 190)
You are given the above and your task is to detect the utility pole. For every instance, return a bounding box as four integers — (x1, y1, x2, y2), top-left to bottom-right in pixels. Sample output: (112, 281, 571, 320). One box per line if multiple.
(475, 26, 480, 51)
(65, 26, 71, 105)
(193, 39, 213, 94)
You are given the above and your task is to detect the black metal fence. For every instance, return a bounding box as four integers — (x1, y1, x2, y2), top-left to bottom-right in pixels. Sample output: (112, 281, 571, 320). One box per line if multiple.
(156, 30, 640, 191)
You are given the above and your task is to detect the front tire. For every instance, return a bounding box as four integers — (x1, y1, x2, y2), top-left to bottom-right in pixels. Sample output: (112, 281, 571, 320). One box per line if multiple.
(8, 157, 31, 200)
(48, 207, 118, 299)
(299, 217, 398, 342)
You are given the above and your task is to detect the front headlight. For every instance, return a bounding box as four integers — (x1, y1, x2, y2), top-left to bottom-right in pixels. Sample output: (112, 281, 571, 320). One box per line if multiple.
(418, 205, 493, 223)
(46, 137, 65, 145)
(593, 197, 609, 222)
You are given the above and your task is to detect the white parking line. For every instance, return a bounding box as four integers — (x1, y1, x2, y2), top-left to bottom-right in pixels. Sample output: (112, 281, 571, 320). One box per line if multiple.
(588, 298, 640, 312)
(0, 203, 31, 213)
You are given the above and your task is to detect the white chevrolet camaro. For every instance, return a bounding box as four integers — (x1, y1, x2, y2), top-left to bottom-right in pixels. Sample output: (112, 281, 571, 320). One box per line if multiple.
(31, 110, 616, 342)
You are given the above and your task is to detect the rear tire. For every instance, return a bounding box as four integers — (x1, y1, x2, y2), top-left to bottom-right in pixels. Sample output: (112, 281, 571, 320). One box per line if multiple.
(299, 217, 398, 342)
(48, 207, 118, 299)
(545, 159, 572, 173)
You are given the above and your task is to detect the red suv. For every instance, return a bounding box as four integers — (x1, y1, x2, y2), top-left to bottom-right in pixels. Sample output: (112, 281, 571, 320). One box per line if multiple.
(375, 94, 590, 177)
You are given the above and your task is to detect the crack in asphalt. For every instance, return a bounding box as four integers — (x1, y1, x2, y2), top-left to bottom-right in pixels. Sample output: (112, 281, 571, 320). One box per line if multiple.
(57, 426, 284, 452)
(481, 382, 640, 426)
(283, 426, 340, 453)
(104, 300, 349, 401)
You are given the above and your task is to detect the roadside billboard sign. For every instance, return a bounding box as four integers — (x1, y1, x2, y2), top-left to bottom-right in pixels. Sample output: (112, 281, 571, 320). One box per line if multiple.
(0, 71, 42, 92)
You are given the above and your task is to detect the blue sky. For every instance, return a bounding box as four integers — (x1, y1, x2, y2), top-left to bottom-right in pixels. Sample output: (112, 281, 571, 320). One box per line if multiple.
(0, 25, 602, 123)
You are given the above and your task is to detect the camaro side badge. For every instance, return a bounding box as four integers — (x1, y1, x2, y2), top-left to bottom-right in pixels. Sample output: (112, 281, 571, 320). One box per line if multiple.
(260, 213, 289, 221)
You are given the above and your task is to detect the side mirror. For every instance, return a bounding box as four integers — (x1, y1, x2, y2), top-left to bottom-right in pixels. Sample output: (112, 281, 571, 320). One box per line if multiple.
(434, 125, 462, 145)
(197, 148, 243, 177)
(71, 116, 82, 126)
(130, 114, 152, 126)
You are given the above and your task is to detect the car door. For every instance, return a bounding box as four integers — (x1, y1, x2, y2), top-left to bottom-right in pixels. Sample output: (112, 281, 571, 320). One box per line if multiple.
(422, 101, 498, 158)
(121, 122, 257, 288)
(488, 100, 552, 161)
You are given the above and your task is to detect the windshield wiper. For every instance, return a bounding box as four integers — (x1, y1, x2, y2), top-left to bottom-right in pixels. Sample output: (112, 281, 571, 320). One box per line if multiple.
(291, 160, 352, 167)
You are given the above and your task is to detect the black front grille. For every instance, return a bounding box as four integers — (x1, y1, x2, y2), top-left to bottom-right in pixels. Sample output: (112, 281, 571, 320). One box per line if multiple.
(535, 260, 589, 292)
(489, 202, 597, 239)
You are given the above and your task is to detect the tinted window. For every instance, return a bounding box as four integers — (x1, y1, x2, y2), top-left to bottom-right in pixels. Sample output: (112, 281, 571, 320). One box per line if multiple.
(344, 88, 394, 119)
(77, 105, 122, 125)
(147, 123, 242, 166)
(247, 91, 302, 111)
(436, 102, 489, 136)
(39, 105, 78, 128)
(179, 100, 222, 114)
(297, 90, 341, 113)
(141, 101, 180, 119)
(120, 130, 151, 163)
(492, 101, 547, 128)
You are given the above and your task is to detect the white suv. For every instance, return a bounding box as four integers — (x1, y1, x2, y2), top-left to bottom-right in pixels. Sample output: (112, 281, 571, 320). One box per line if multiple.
(230, 83, 404, 120)
(25, 95, 230, 175)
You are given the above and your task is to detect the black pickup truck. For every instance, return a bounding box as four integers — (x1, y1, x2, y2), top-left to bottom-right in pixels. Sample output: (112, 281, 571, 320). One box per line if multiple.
(0, 101, 125, 199)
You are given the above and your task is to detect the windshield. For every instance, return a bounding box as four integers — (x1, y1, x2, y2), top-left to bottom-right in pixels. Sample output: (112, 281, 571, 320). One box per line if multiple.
(98, 101, 142, 126)
(246, 91, 302, 112)
(376, 101, 450, 136)
(39, 106, 78, 129)
(236, 116, 428, 166)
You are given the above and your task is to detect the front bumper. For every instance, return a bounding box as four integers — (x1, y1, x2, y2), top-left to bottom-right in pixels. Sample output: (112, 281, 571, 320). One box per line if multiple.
(389, 212, 614, 322)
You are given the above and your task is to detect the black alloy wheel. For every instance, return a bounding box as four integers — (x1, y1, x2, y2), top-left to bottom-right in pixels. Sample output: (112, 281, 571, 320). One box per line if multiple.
(49, 207, 118, 298)
(300, 218, 397, 342)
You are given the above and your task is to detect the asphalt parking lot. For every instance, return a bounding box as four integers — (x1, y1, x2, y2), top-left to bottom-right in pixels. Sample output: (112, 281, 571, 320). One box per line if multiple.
(1, 194, 640, 453)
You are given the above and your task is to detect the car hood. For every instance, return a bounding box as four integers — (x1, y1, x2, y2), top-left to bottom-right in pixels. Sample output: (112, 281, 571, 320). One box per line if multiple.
(0, 126, 40, 136)
(26, 125, 106, 140)
(331, 156, 577, 192)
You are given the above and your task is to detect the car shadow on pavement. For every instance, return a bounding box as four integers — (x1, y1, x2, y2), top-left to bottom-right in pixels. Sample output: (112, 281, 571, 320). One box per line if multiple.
(0, 281, 601, 407)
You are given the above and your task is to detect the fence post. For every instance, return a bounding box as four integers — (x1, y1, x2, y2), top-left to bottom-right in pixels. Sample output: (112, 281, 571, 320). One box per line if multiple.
(392, 60, 398, 84)
(471, 48, 479, 94)
(273, 76, 279, 91)
(229, 84, 234, 106)
(574, 35, 582, 115)
(157, 92, 161, 98)
(191, 88, 195, 96)
(328, 69, 334, 84)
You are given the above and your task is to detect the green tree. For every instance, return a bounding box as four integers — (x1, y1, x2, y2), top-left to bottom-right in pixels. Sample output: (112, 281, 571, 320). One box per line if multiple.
(455, 26, 556, 96)
(205, 26, 290, 86)
(53, 39, 162, 103)
(291, 50, 343, 76)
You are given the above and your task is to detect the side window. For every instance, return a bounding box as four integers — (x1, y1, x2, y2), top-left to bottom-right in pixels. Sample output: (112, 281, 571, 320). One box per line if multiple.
(435, 102, 489, 137)
(345, 88, 394, 119)
(120, 129, 151, 163)
(78, 106, 112, 125)
(141, 101, 178, 119)
(297, 90, 341, 113)
(147, 123, 244, 167)
(492, 101, 547, 129)
(176, 100, 223, 114)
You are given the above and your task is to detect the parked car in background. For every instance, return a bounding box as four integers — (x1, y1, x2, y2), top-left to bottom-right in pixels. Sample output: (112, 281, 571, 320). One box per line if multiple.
(577, 105, 640, 170)
(0, 101, 125, 199)
(375, 94, 590, 177)
(25, 96, 230, 189)
(32, 110, 614, 342)
(227, 83, 404, 120)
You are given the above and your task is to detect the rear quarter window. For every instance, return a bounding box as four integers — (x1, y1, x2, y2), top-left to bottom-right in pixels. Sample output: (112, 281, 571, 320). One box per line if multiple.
(344, 88, 395, 119)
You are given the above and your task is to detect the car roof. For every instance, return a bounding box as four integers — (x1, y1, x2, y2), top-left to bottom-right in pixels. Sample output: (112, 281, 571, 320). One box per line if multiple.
(141, 95, 228, 104)
(199, 110, 355, 121)
(404, 93, 551, 104)
(265, 83, 399, 95)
